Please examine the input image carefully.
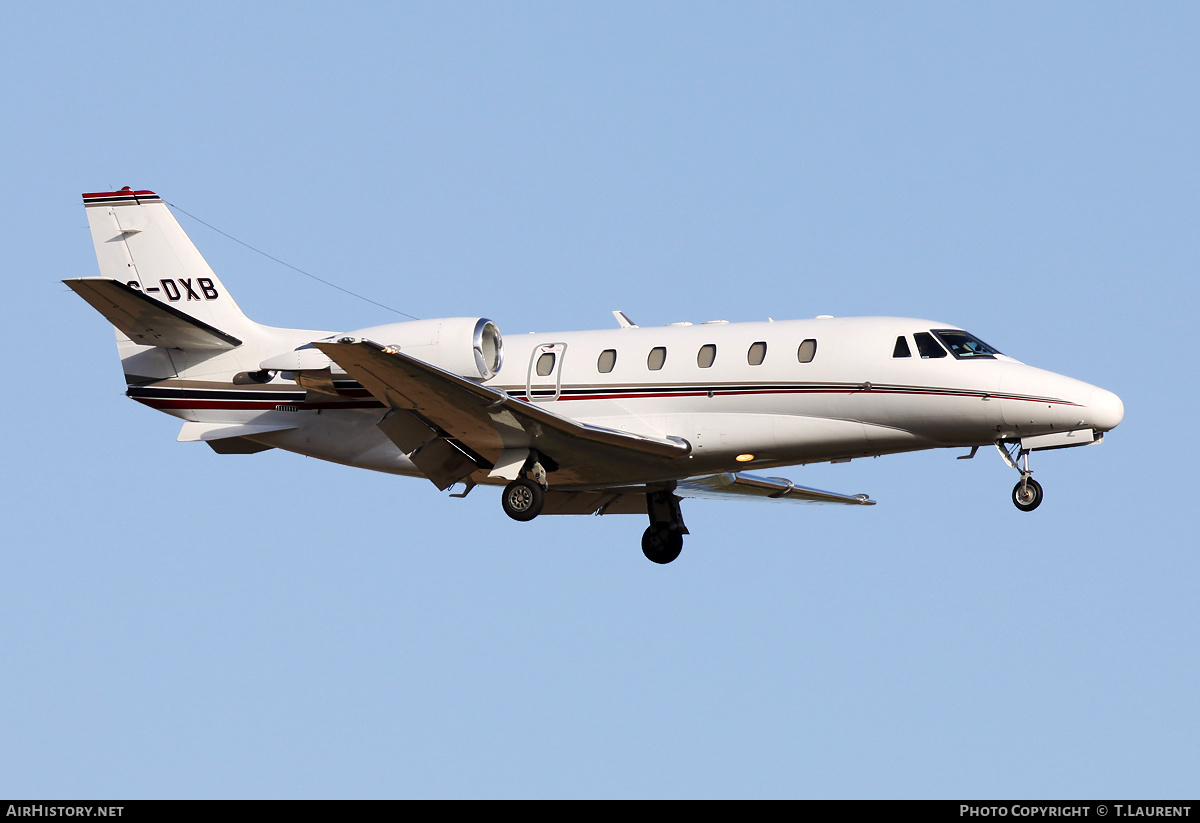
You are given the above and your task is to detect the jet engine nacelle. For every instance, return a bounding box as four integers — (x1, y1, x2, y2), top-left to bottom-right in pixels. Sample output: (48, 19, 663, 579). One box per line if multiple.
(349, 317, 504, 381)
(260, 317, 504, 383)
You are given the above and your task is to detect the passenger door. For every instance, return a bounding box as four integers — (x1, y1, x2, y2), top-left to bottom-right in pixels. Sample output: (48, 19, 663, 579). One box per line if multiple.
(526, 343, 567, 402)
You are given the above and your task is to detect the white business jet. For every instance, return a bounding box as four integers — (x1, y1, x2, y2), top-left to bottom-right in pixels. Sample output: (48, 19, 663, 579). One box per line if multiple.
(67, 188, 1124, 563)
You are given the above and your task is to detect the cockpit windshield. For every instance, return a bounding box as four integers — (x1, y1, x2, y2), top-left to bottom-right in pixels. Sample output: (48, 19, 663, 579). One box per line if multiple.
(931, 329, 1001, 359)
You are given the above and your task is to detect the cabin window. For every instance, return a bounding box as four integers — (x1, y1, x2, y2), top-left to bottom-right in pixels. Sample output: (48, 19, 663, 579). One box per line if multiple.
(697, 344, 716, 368)
(892, 336, 911, 358)
(931, 329, 1000, 359)
(536, 352, 557, 376)
(747, 341, 767, 366)
(913, 332, 947, 359)
(797, 339, 817, 363)
(597, 349, 617, 373)
(647, 347, 667, 371)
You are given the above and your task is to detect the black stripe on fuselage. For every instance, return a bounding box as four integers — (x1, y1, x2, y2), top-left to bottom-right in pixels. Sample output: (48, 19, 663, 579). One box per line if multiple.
(127, 387, 307, 402)
(127, 381, 1077, 408)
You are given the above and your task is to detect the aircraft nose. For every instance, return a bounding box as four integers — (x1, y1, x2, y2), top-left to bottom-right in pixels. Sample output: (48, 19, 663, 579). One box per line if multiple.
(1088, 386, 1125, 432)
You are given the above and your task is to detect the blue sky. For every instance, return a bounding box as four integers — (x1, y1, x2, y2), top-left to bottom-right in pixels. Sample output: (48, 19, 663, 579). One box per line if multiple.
(2, 2, 1197, 798)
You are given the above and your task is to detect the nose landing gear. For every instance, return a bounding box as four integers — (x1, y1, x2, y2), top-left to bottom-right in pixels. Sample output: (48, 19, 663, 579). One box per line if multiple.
(996, 442, 1043, 512)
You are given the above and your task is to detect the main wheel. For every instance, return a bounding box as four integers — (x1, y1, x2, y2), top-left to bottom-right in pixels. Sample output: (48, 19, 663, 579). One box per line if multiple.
(502, 478, 545, 521)
(641, 526, 683, 564)
(1012, 477, 1043, 512)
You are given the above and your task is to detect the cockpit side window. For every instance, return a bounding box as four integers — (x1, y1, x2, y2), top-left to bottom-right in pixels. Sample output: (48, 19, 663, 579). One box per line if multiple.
(893, 336, 911, 358)
(913, 332, 947, 359)
(931, 329, 1001, 359)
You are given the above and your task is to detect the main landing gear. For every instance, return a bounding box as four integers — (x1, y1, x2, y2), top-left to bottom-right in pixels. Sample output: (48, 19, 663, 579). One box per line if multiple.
(996, 442, 1043, 512)
(498, 457, 690, 564)
(501, 477, 545, 521)
(643, 489, 688, 564)
(500, 453, 549, 521)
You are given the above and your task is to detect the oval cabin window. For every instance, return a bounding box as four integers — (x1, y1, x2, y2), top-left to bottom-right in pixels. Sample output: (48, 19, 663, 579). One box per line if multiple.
(597, 349, 617, 374)
(697, 344, 716, 368)
(647, 347, 667, 371)
(797, 339, 818, 363)
(747, 341, 767, 366)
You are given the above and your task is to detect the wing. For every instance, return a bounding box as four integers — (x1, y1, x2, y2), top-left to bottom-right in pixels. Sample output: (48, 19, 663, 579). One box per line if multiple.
(315, 340, 691, 490)
(65, 278, 242, 351)
(528, 472, 876, 515)
(677, 472, 875, 505)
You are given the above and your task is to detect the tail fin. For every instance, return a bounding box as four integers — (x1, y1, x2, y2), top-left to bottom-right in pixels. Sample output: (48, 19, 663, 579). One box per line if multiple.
(78, 188, 256, 339)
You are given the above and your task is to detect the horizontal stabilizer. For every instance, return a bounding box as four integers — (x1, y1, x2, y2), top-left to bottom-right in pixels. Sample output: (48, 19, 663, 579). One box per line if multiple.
(178, 421, 299, 455)
(677, 472, 875, 505)
(177, 421, 298, 443)
(65, 278, 242, 351)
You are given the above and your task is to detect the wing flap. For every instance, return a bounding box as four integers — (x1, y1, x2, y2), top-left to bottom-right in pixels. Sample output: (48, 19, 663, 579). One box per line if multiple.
(677, 472, 875, 505)
(65, 278, 242, 351)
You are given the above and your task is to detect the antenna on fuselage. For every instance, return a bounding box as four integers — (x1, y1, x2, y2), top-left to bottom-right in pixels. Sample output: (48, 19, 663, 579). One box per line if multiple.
(612, 310, 638, 329)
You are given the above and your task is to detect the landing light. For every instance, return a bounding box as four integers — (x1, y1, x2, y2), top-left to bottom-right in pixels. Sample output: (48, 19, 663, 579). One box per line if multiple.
(736, 454, 755, 463)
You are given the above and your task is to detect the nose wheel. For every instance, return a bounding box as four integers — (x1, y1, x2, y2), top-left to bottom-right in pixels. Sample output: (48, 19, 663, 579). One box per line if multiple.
(996, 442, 1045, 512)
(1012, 477, 1043, 512)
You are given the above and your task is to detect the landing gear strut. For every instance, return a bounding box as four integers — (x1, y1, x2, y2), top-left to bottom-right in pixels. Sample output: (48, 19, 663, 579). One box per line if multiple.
(996, 442, 1043, 512)
(642, 489, 688, 564)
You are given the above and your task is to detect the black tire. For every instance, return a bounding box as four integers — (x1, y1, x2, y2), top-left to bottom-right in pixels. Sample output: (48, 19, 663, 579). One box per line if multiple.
(502, 478, 545, 521)
(1012, 477, 1043, 512)
(641, 525, 683, 564)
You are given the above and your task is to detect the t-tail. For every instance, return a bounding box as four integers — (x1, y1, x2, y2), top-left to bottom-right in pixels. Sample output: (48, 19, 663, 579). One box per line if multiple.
(69, 187, 257, 342)
(65, 188, 273, 385)
(66, 187, 340, 455)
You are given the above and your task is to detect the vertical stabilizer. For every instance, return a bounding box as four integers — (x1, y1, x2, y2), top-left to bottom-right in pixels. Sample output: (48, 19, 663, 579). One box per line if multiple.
(83, 188, 255, 338)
